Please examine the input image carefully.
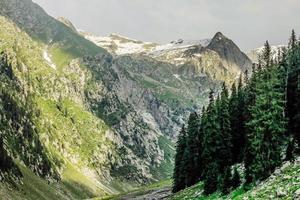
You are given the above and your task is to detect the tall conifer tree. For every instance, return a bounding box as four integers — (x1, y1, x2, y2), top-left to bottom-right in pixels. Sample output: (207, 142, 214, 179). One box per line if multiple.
(173, 125, 187, 192)
(185, 112, 201, 186)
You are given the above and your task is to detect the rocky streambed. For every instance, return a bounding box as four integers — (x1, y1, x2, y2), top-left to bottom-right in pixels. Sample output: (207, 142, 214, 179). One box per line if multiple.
(119, 186, 172, 200)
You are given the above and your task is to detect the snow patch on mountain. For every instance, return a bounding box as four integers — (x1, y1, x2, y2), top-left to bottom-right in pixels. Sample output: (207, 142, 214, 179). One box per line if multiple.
(79, 31, 157, 55)
(79, 30, 211, 57)
(150, 39, 210, 55)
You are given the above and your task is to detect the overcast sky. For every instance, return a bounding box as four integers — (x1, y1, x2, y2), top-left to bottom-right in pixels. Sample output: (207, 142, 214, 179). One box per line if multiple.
(33, 0, 300, 51)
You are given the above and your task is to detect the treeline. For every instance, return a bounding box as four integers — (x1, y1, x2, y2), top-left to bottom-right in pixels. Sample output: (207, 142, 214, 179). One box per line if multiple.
(173, 30, 300, 195)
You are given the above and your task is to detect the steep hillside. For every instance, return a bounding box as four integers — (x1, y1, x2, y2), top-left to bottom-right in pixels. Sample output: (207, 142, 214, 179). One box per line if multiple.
(0, 0, 177, 196)
(170, 158, 300, 200)
(0, 0, 107, 67)
(0, 15, 126, 197)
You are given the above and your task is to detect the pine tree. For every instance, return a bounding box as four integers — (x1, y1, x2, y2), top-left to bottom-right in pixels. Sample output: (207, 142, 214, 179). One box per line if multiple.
(237, 75, 246, 160)
(229, 83, 239, 162)
(218, 83, 233, 168)
(285, 138, 295, 161)
(244, 65, 260, 183)
(203, 162, 218, 195)
(286, 30, 300, 146)
(262, 40, 272, 67)
(231, 167, 241, 189)
(172, 125, 187, 193)
(220, 167, 232, 194)
(215, 83, 235, 194)
(229, 78, 245, 163)
(245, 64, 286, 181)
(202, 89, 221, 194)
(288, 29, 297, 51)
(196, 110, 205, 181)
(185, 112, 201, 186)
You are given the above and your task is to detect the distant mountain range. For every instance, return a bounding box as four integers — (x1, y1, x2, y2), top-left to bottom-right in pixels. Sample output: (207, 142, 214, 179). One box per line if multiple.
(79, 30, 211, 56)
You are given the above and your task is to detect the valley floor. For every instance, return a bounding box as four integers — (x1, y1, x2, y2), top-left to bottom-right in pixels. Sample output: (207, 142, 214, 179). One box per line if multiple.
(113, 187, 171, 200)
(100, 180, 172, 200)
(103, 157, 300, 200)
(1, 157, 300, 200)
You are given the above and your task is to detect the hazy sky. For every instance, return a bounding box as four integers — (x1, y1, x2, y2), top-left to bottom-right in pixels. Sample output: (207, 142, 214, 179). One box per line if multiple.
(33, 0, 300, 51)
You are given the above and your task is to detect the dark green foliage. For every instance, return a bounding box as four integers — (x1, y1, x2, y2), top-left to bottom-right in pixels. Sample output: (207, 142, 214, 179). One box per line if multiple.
(201, 91, 220, 194)
(243, 65, 261, 183)
(172, 126, 187, 193)
(288, 30, 297, 51)
(286, 30, 300, 147)
(185, 112, 201, 186)
(245, 42, 287, 182)
(201, 87, 233, 194)
(231, 167, 241, 189)
(220, 167, 232, 194)
(229, 78, 246, 163)
(172, 30, 299, 196)
(218, 83, 233, 168)
(285, 138, 295, 161)
(203, 162, 218, 195)
(261, 41, 272, 67)
(173, 112, 203, 192)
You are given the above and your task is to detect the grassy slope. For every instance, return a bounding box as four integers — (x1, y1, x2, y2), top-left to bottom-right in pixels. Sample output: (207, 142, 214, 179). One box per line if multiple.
(0, 0, 107, 67)
(0, 15, 123, 198)
(0, 164, 94, 200)
(170, 159, 300, 200)
(150, 136, 175, 180)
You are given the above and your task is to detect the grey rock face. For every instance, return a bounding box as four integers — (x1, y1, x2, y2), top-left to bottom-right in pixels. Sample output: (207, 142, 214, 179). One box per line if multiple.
(207, 32, 252, 72)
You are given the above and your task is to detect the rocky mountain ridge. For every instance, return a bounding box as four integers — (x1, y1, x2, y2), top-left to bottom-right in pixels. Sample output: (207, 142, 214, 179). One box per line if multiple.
(81, 30, 252, 85)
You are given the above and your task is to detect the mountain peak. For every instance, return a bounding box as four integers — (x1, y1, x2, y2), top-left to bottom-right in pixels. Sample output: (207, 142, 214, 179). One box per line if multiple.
(207, 31, 252, 72)
(57, 17, 77, 32)
(212, 31, 227, 41)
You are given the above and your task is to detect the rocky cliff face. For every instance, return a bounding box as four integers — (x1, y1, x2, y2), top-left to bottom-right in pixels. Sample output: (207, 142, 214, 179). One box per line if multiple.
(0, 0, 253, 198)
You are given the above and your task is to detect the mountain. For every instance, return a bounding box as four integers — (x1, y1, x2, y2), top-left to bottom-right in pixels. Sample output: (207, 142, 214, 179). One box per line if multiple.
(151, 32, 252, 84)
(82, 31, 252, 85)
(207, 32, 251, 72)
(0, 0, 253, 199)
